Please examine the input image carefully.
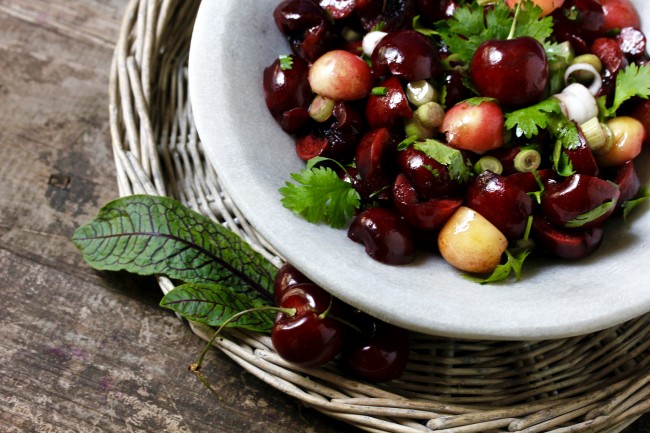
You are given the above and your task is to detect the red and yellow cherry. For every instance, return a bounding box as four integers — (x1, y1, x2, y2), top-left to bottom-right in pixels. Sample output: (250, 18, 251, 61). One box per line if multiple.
(599, 0, 641, 31)
(309, 50, 374, 101)
(271, 283, 345, 368)
(596, 116, 646, 167)
(505, 0, 564, 16)
(440, 99, 505, 153)
(470, 36, 549, 109)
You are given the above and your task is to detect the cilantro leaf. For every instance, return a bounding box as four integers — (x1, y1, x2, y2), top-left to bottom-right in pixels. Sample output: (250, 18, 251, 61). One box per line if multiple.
(413, 139, 473, 183)
(565, 199, 617, 228)
(280, 166, 360, 229)
(436, 1, 553, 66)
(600, 63, 650, 119)
(505, 98, 563, 138)
(466, 249, 532, 284)
(623, 186, 650, 221)
(279, 54, 293, 71)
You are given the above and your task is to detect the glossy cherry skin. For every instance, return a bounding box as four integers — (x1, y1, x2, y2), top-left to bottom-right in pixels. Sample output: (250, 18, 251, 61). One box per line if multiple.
(465, 171, 534, 241)
(371, 30, 442, 81)
(355, 128, 399, 194)
(355, 0, 418, 32)
(263, 55, 312, 133)
(541, 174, 620, 229)
(471, 36, 549, 109)
(393, 173, 463, 230)
(348, 207, 416, 265)
(342, 312, 410, 382)
(599, 0, 641, 31)
(274, 263, 312, 305)
(612, 161, 641, 205)
(272, 283, 345, 368)
(396, 147, 458, 199)
(365, 76, 412, 130)
(566, 124, 599, 177)
(531, 217, 604, 259)
(441, 99, 505, 152)
(274, 0, 339, 62)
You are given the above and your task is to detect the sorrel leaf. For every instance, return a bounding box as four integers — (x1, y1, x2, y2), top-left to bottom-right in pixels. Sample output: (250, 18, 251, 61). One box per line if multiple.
(160, 283, 274, 332)
(72, 195, 276, 305)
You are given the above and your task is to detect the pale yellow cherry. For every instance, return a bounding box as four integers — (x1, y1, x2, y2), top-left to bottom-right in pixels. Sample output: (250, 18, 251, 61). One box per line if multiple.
(438, 206, 508, 274)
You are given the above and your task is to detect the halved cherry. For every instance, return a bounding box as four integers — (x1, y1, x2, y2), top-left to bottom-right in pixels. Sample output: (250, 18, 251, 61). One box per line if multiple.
(365, 76, 412, 130)
(541, 174, 620, 228)
(392, 173, 462, 230)
(348, 207, 416, 265)
(531, 217, 604, 259)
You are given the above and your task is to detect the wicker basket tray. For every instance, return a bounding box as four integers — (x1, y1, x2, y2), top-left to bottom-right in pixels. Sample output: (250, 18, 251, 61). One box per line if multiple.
(109, 1, 650, 431)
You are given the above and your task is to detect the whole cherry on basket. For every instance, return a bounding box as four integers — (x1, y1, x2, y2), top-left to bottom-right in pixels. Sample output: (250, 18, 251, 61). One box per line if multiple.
(271, 263, 411, 382)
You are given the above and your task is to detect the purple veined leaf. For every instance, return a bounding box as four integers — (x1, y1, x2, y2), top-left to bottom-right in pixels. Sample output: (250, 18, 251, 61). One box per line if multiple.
(72, 195, 276, 306)
(160, 283, 275, 332)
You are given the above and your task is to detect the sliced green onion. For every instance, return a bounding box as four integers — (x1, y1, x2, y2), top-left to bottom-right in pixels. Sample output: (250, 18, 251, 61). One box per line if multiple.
(404, 118, 434, 140)
(514, 149, 541, 173)
(474, 156, 503, 175)
(308, 95, 335, 122)
(580, 117, 612, 155)
(414, 102, 445, 129)
(406, 80, 437, 106)
(371, 86, 389, 96)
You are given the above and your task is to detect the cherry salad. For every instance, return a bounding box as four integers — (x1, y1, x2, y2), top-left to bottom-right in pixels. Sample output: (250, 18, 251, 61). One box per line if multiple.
(264, 0, 650, 282)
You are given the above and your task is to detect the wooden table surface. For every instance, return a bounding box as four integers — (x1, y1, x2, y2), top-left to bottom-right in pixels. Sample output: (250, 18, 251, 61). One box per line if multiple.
(0, 1, 648, 432)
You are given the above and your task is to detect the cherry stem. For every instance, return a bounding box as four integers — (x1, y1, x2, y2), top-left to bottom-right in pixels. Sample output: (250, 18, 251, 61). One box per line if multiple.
(189, 305, 295, 399)
(507, 2, 522, 40)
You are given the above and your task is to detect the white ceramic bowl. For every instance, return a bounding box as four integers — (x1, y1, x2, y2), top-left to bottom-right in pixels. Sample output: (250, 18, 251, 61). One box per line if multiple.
(189, 0, 650, 340)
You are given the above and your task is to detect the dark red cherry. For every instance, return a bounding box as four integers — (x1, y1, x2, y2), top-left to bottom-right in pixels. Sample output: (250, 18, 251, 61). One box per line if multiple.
(470, 36, 549, 109)
(417, 0, 459, 22)
(465, 171, 534, 241)
(365, 76, 412, 130)
(263, 55, 312, 133)
(371, 30, 442, 81)
(591, 37, 628, 75)
(541, 174, 620, 228)
(612, 161, 640, 205)
(274, 263, 312, 305)
(392, 173, 462, 231)
(342, 312, 410, 382)
(318, 0, 355, 19)
(355, 128, 399, 194)
(566, 123, 599, 177)
(552, 0, 605, 50)
(355, 0, 418, 32)
(271, 283, 345, 368)
(274, 0, 339, 62)
(531, 217, 604, 259)
(396, 147, 458, 199)
(348, 207, 416, 265)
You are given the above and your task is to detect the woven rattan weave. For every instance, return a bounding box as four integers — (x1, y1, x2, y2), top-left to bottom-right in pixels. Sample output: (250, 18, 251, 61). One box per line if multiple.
(109, 1, 650, 431)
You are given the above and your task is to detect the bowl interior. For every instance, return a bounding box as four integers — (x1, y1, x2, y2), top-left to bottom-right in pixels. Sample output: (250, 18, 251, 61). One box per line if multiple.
(189, 0, 650, 339)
